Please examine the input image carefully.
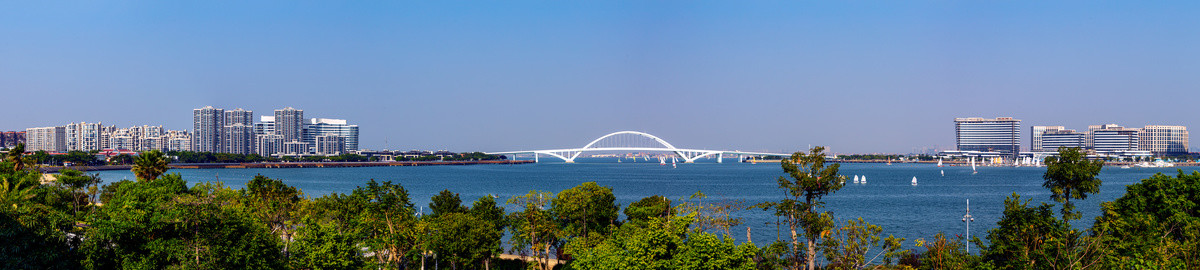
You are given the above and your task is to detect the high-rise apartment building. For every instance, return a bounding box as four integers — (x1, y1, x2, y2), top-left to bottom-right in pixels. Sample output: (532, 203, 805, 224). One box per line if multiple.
(224, 108, 253, 126)
(304, 118, 360, 153)
(1030, 126, 1064, 152)
(1139, 125, 1189, 156)
(223, 124, 255, 155)
(26, 126, 66, 152)
(0, 131, 25, 148)
(955, 117, 1021, 157)
(1089, 124, 1140, 152)
(254, 116, 275, 136)
(274, 107, 304, 143)
(315, 135, 346, 155)
(255, 134, 284, 156)
(193, 106, 225, 153)
(65, 122, 105, 151)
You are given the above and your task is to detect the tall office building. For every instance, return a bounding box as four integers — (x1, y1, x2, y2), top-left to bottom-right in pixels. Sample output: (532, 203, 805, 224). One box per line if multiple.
(224, 108, 253, 126)
(1030, 126, 1064, 152)
(26, 126, 66, 152)
(955, 117, 1021, 157)
(274, 107, 304, 143)
(193, 106, 225, 153)
(223, 124, 255, 155)
(1040, 129, 1086, 151)
(1139, 125, 1189, 156)
(304, 118, 360, 153)
(1089, 124, 1140, 152)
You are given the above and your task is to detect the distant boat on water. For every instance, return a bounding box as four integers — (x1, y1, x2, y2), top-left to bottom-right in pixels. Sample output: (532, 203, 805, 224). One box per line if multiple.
(911, 176, 918, 186)
(853, 175, 860, 184)
(861, 175, 866, 184)
(937, 159, 943, 167)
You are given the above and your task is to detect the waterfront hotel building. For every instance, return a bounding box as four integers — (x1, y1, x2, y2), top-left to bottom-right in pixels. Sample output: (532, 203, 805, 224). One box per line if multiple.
(954, 117, 1021, 158)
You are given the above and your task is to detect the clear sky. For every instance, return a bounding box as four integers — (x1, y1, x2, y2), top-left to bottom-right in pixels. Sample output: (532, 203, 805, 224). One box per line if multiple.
(2, 1, 1198, 154)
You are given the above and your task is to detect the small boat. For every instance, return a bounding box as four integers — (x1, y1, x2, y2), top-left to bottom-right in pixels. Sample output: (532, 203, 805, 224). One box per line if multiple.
(887, 158, 892, 165)
(911, 176, 917, 186)
(941, 170, 944, 176)
(672, 156, 677, 168)
(659, 157, 666, 165)
(971, 157, 977, 174)
(861, 175, 867, 184)
(853, 175, 860, 184)
(937, 158, 943, 167)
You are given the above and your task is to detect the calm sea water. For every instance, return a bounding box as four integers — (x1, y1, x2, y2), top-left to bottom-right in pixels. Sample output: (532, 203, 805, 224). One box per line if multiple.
(93, 158, 1195, 250)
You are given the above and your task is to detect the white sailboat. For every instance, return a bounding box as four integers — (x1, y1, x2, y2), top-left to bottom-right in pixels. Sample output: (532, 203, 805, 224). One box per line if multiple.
(941, 170, 945, 176)
(853, 175, 860, 184)
(937, 158, 943, 167)
(971, 157, 977, 174)
(911, 176, 918, 186)
(671, 156, 677, 168)
(659, 157, 666, 165)
(861, 175, 866, 184)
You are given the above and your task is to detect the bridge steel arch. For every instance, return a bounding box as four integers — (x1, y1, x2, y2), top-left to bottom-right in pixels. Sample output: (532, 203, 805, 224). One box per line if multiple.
(488, 131, 789, 163)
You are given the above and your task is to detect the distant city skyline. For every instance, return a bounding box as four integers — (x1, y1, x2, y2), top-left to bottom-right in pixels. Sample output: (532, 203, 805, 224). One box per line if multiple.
(2, 2, 1198, 153)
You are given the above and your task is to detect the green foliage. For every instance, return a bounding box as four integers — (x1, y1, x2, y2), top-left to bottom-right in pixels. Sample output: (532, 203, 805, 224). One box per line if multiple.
(351, 179, 419, 268)
(81, 175, 285, 269)
(430, 189, 467, 218)
(290, 217, 366, 270)
(753, 146, 843, 270)
(470, 195, 508, 269)
(625, 195, 672, 225)
(6, 143, 27, 171)
(507, 190, 558, 270)
(552, 181, 620, 257)
(1042, 147, 1104, 222)
(429, 212, 501, 269)
(242, 175, 304, 258)
(1092, 170, 1200, 268)
(820, 217, 907, 269)
(570, 213, 759, 270)
(914, 232, 975, 270)
(981, 193, 1063, 269)
(0, 165, 80, 269)
(131, 150, 170, 181)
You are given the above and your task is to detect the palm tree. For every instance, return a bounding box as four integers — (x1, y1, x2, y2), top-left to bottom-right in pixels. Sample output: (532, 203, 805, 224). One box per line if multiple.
(132, 150, 170, 181)
(6, 143, 25, 172)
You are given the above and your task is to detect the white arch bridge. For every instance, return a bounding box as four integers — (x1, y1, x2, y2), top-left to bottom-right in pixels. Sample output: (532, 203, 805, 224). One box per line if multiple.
(487, 131, 790, 163)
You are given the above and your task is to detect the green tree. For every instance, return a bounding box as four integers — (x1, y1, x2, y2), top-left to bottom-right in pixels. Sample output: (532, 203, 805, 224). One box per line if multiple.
(507, 191, 557, 270)
(819, 217, 906, 269)
(54, 169, 101, 220)
(131, 150, 170, 181)
(430, 212, 499, 270)
(981, 193, 1062, 269)
(471, 195, 507, 270)
(625, 195, 672, 225)
(6, 143, 26, 171)
(81, 174, 285, 269)
(290, 216, 366, 270)
(1042, 147, 1104, 223)
(570, 212, 759, 270)
(915, 232, 972, 270)
(753, 146, 844, 270)
(352, 179, 419, 268)
(1092, 170, 1200, 268)
(430, 189, 468, 218)
(242, 175, 304, 258)
(552, 182, 620, 259)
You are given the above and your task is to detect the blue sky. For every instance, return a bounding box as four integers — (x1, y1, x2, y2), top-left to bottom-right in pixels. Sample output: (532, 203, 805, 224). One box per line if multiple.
(2, 1, 1198, 153)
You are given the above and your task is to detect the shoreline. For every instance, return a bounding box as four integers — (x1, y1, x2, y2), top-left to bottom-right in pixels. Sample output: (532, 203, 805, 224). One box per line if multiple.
(39, 160, 535, 173)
